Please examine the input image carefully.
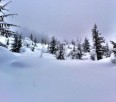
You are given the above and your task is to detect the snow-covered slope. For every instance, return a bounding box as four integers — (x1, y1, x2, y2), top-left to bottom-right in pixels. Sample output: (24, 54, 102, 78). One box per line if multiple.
(0, 46, 116, 102)
(0, 35, 93, 60)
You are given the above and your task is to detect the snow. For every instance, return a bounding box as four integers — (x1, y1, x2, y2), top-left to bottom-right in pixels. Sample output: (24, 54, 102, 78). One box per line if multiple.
(0, 46, 17, 63)
(0, 35, 116, 102)
(0, 46, 116, 102)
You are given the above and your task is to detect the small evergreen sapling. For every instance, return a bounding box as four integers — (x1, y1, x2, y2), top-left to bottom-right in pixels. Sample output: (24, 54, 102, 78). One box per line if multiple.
(49, 36, 57, 54)
(83, 38, 90, 53)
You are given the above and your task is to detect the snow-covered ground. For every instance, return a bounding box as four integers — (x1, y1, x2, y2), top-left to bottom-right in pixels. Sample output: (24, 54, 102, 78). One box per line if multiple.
(0, 47, 116, 102)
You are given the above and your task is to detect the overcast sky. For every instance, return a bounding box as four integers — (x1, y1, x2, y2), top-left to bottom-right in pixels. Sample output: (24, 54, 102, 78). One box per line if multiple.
(8, 0, 116, 41)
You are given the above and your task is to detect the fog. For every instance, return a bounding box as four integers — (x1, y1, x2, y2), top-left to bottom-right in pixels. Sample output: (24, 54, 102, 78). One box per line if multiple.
(8, 0, 116, 41)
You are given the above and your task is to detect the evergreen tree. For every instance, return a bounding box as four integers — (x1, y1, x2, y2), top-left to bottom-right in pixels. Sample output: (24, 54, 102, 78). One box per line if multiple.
(6, 38, 9, 46)
(11, 34, 22, 53)
(111, 41, 116, 57)
(92, 24, 105, 60)
(34, 38, 37, 47)
(110, 41, 116, 63)
(0, 0, 18, 37)
(103, 43, 111, 58)
(18, 34, 22, 50)
(83, 38, 90, 53)
(57, 44, 65, 60)
(30, 34, 33, 41)
(41, 38, 43, 44)
(31, 43, 36, 51)
(11, 35, 18, 52)
(31, 38, 37, 51)
(71, 40, 75, 45)
(71, 45, 76, 59)
(49, 36, 57, 54)
(31, 45, 35, 51)
(76, 43, 83, 59)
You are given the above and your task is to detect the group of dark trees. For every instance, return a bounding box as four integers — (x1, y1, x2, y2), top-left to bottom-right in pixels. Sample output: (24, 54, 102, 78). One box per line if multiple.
(48, 24, 112, 60)
(48, 36, 65, 60)
(30, 33, 49, 45)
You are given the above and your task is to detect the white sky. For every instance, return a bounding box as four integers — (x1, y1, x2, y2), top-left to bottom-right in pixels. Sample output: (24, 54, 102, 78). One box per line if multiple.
(7, 0, 116, 41)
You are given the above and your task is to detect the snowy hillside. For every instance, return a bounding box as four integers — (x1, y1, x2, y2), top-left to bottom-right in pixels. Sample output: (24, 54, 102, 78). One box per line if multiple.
(0, 46, 116, 102)
(0, 35, 96, 60)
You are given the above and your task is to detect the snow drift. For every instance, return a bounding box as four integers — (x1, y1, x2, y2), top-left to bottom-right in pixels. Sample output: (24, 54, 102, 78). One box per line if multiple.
(0, 46, 17, 63)
(0, 54, 116, 102)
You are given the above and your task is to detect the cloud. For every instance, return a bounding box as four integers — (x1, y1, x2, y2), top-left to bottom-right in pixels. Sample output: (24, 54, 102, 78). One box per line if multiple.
(9, 0, 116, 41)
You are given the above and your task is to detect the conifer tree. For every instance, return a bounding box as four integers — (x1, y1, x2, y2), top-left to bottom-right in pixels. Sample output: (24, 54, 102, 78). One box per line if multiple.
(103, 43, 111, 58)
(11, 35, 18, 52)
(57, 44, 65, 60)
(0, 0, 18, 37)
(17, 34, 22, 50)
(11, 34, 22, 53)
(34, 38, 37, 47)
(92, 24, 105, 60)
(49, 36, 57, 54)
(111, 41, 116, 57)
(6, 38, 9, 45)
(76, 43, 83, 59)
(41, 38, 44, 44)
(71, 40, 75, 45)
(30, 34, 33, 41)
(71, 45, 76, 59)
(83, 38, 90, 53)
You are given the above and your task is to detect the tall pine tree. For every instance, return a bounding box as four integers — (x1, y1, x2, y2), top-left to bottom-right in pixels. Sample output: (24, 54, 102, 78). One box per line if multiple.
(0, 0, 18, 37)
(92, 24, 105, 60)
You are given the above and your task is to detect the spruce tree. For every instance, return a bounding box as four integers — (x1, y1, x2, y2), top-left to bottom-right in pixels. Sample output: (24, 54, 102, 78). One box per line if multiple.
(30, 34, 33, 41)
(83, 38, 90, 53)
(103, 43, 111, 58)
(49, 36, 57, 54)
(92, 24, 105, 60)
(76, 43, 83, 59)
(11, 34, 22, 53)
(71, 45, 76, 59)
(11, 35, 18, 52)
(57, 44, 65, 60)
(71, 40, 75, 45)
(0, 0, 18, 37)
(34, 38, 37, 47)
(6, 38, 9, 45)
(17, 34, 22, 50)
(111, 41, 116, 57)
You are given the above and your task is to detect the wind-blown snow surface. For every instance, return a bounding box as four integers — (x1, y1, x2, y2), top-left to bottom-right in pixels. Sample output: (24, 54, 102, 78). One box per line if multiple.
(0, 47, 116, 102)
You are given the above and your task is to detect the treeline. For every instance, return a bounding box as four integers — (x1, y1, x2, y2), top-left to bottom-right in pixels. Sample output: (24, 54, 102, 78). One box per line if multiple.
(47, 24, 112, 60)
(1, 23, 116, 61)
